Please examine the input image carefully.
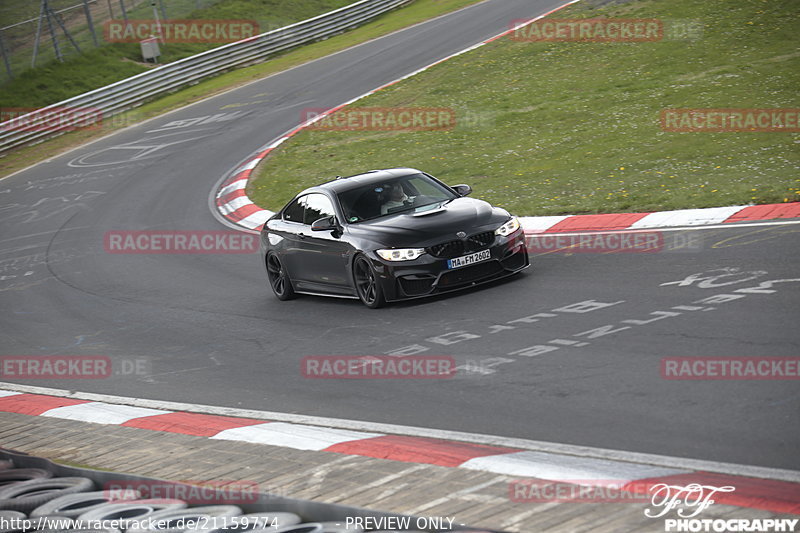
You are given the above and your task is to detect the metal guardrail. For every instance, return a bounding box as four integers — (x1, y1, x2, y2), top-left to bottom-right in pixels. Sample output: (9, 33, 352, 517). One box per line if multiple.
(0, 0, 409, 154)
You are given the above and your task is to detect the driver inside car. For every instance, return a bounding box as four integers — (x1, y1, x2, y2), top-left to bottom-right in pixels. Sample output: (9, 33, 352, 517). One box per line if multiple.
(380, 182, 414, 215)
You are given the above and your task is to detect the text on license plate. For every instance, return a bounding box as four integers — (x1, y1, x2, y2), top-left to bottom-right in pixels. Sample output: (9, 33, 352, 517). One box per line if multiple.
(447, 249, 491, 269)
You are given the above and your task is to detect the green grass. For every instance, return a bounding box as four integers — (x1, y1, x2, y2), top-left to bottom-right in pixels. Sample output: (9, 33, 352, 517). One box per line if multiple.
(0, 0, 485, 179)
(0, 0, 353, 108)
(249, 0, 800, 215)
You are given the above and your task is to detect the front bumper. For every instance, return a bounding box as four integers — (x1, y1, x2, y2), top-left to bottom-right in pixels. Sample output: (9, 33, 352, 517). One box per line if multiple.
(369, 230, 530, 302)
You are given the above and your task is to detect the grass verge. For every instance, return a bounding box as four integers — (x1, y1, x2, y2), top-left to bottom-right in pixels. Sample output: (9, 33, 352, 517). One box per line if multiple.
(248, 0, 800, 215)
(0, 0, 352, 108)
(0, 0, 485, 180)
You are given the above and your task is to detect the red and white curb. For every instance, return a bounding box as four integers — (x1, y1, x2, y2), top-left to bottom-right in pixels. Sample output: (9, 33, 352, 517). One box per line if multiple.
(210, 0, 800, 235)
(2, 388, 799, 514)
(214, 128, 800, 234)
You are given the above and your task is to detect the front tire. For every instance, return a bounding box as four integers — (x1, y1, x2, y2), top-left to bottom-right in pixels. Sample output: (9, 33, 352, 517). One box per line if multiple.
(353, 255, 386, 308)
(266, 253, 296, 301)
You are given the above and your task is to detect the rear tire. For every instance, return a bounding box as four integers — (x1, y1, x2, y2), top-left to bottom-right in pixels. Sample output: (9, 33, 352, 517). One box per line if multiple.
(266, 253, 296, 301)
(353, 255, 386, 309)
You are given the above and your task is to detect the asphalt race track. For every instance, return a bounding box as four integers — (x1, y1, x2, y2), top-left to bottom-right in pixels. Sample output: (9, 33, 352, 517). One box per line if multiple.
(1, 0, 798, 472)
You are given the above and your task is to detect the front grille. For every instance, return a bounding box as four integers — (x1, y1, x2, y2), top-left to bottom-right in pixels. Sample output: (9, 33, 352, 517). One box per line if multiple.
(437, 260, 503, 287)
(427, 230, 495, 259)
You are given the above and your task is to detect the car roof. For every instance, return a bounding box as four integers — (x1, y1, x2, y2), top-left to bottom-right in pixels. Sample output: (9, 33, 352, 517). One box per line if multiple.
(298, 168, 425, 196)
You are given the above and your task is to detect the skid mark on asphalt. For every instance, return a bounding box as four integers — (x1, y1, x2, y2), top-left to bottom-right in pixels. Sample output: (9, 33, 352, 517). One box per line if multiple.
(0, 191, 106, 225)
(379, 268, 800, 377)
(68, 129, 216, 167)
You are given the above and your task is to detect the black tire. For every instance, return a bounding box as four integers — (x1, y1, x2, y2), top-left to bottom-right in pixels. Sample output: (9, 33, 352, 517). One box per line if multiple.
(0, 478, 94, 514)
(316, 523, 362, 533)
(29, 516, 75, 530)
(31, 490, 141, 519)
(183, 512, 301, 533)
(76, 500, 187, 526)
(125, 505, 242, 533)
(266, 253, 296, 301)
(0, 510, 27, 533)
(273, 526, 322, 533)
(37, 528, 119, 533)
(353, 255, 385, 309)
(0, 469, 53, 488)
(237, 513, 301, 531)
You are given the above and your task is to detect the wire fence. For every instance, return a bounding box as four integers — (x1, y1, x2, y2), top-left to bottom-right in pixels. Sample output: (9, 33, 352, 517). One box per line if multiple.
(0, 0, 222, 82)
(0, 0, 410, 153)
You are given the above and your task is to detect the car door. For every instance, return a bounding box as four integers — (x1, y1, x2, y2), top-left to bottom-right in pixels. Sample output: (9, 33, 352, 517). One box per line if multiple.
(293, 193, 353, 294)
(272, 195, 308, 284)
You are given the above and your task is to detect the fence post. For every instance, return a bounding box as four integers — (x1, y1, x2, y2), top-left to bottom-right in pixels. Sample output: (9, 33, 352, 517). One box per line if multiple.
(0, 30, 12, 79)
(43, 0, 65, 62)
(83, 0, 99, 47)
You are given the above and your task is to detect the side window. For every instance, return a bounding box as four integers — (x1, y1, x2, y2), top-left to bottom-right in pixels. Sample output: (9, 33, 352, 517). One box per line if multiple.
(303, 193, 336, 225)
(282, 197, 306, 223)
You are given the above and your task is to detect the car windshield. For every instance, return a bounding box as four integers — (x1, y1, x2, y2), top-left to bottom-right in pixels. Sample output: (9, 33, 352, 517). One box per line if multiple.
(337, 173, 457, 223)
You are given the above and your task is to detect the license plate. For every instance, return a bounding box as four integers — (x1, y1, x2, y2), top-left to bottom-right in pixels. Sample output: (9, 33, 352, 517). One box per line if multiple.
(447, 249, 491, 269)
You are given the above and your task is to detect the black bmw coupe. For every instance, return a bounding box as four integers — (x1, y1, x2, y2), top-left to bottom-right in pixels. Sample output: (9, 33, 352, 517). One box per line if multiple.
(260, 168, 529, 308)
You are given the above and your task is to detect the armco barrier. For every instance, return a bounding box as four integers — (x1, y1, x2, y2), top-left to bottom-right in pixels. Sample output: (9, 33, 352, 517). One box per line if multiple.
(0, 0, 409, 155)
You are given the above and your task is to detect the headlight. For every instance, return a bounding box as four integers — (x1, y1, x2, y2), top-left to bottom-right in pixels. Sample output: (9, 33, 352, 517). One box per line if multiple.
(376, 248, 426, 261)
(495, 217, 521, 237)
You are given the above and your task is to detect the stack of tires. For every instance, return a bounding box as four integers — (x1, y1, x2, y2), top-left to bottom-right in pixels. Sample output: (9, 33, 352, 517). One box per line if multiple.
(0, 460, 426, 533)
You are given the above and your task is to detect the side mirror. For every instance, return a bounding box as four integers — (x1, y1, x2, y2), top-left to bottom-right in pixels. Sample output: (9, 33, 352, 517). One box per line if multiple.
(311, 215, 338, 231)
(452, 184, 472, 197)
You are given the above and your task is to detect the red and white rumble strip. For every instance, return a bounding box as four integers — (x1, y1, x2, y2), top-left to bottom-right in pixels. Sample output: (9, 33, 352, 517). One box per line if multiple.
(1, 388, 798, 515)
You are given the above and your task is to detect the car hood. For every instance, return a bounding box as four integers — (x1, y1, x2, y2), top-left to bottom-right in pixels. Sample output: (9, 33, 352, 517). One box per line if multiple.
(348, 197, 509, 247)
